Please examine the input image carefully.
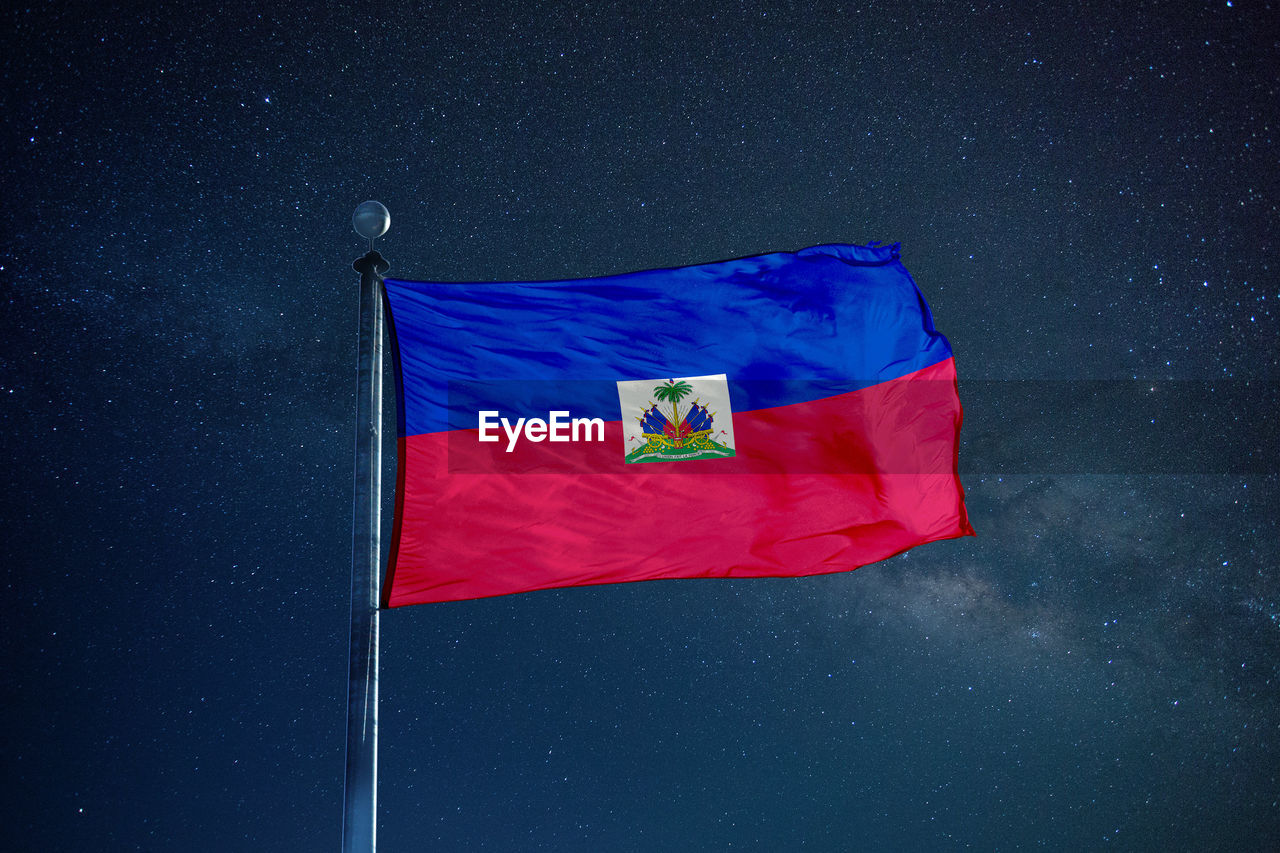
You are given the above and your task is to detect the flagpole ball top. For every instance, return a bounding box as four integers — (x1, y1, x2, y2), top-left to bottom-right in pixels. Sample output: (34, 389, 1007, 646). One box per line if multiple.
(353, 201, 390, 241)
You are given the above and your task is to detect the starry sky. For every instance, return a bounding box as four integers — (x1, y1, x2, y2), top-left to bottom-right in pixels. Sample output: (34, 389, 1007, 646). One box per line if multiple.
(3, 1, 1278, 850)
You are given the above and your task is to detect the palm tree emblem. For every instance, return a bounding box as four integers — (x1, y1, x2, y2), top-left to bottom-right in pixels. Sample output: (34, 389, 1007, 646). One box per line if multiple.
(621, 374, 735, 464)
(652, 379, 693, 430)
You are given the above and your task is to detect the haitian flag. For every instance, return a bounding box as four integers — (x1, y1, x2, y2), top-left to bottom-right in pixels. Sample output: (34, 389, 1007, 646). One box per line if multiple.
(380, 243, 972, 607)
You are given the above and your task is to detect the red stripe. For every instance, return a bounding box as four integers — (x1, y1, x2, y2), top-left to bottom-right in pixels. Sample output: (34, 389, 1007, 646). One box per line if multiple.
(385, 358, 972, 606)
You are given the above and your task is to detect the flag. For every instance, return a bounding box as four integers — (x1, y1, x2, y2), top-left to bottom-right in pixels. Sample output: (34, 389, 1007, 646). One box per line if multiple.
(380, 243, 973, 607)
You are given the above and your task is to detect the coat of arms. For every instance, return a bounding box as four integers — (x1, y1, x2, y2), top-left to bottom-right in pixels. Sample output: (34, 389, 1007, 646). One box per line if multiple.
(616, 374, 736, 463)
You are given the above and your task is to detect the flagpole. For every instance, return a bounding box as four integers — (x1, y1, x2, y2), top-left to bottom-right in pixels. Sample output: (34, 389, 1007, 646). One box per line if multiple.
(343, 202, 390, 853)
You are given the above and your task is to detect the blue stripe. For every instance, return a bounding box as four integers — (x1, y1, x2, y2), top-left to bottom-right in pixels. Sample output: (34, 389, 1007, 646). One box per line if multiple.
(384, 244, 953, 436)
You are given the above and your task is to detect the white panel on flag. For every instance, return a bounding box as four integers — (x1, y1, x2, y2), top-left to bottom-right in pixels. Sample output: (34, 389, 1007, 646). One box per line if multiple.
(616, 374, 736, 463)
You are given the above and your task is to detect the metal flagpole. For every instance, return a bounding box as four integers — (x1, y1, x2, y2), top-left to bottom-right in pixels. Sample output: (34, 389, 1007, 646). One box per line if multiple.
(343, 201, 390, 852)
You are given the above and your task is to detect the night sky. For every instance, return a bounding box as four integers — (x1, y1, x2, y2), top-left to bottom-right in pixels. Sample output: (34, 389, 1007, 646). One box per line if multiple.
(4, 1, 1278, 850)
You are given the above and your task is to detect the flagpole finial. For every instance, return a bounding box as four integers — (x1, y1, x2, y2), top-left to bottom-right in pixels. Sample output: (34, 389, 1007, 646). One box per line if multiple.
(353, 200, 390, 253)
